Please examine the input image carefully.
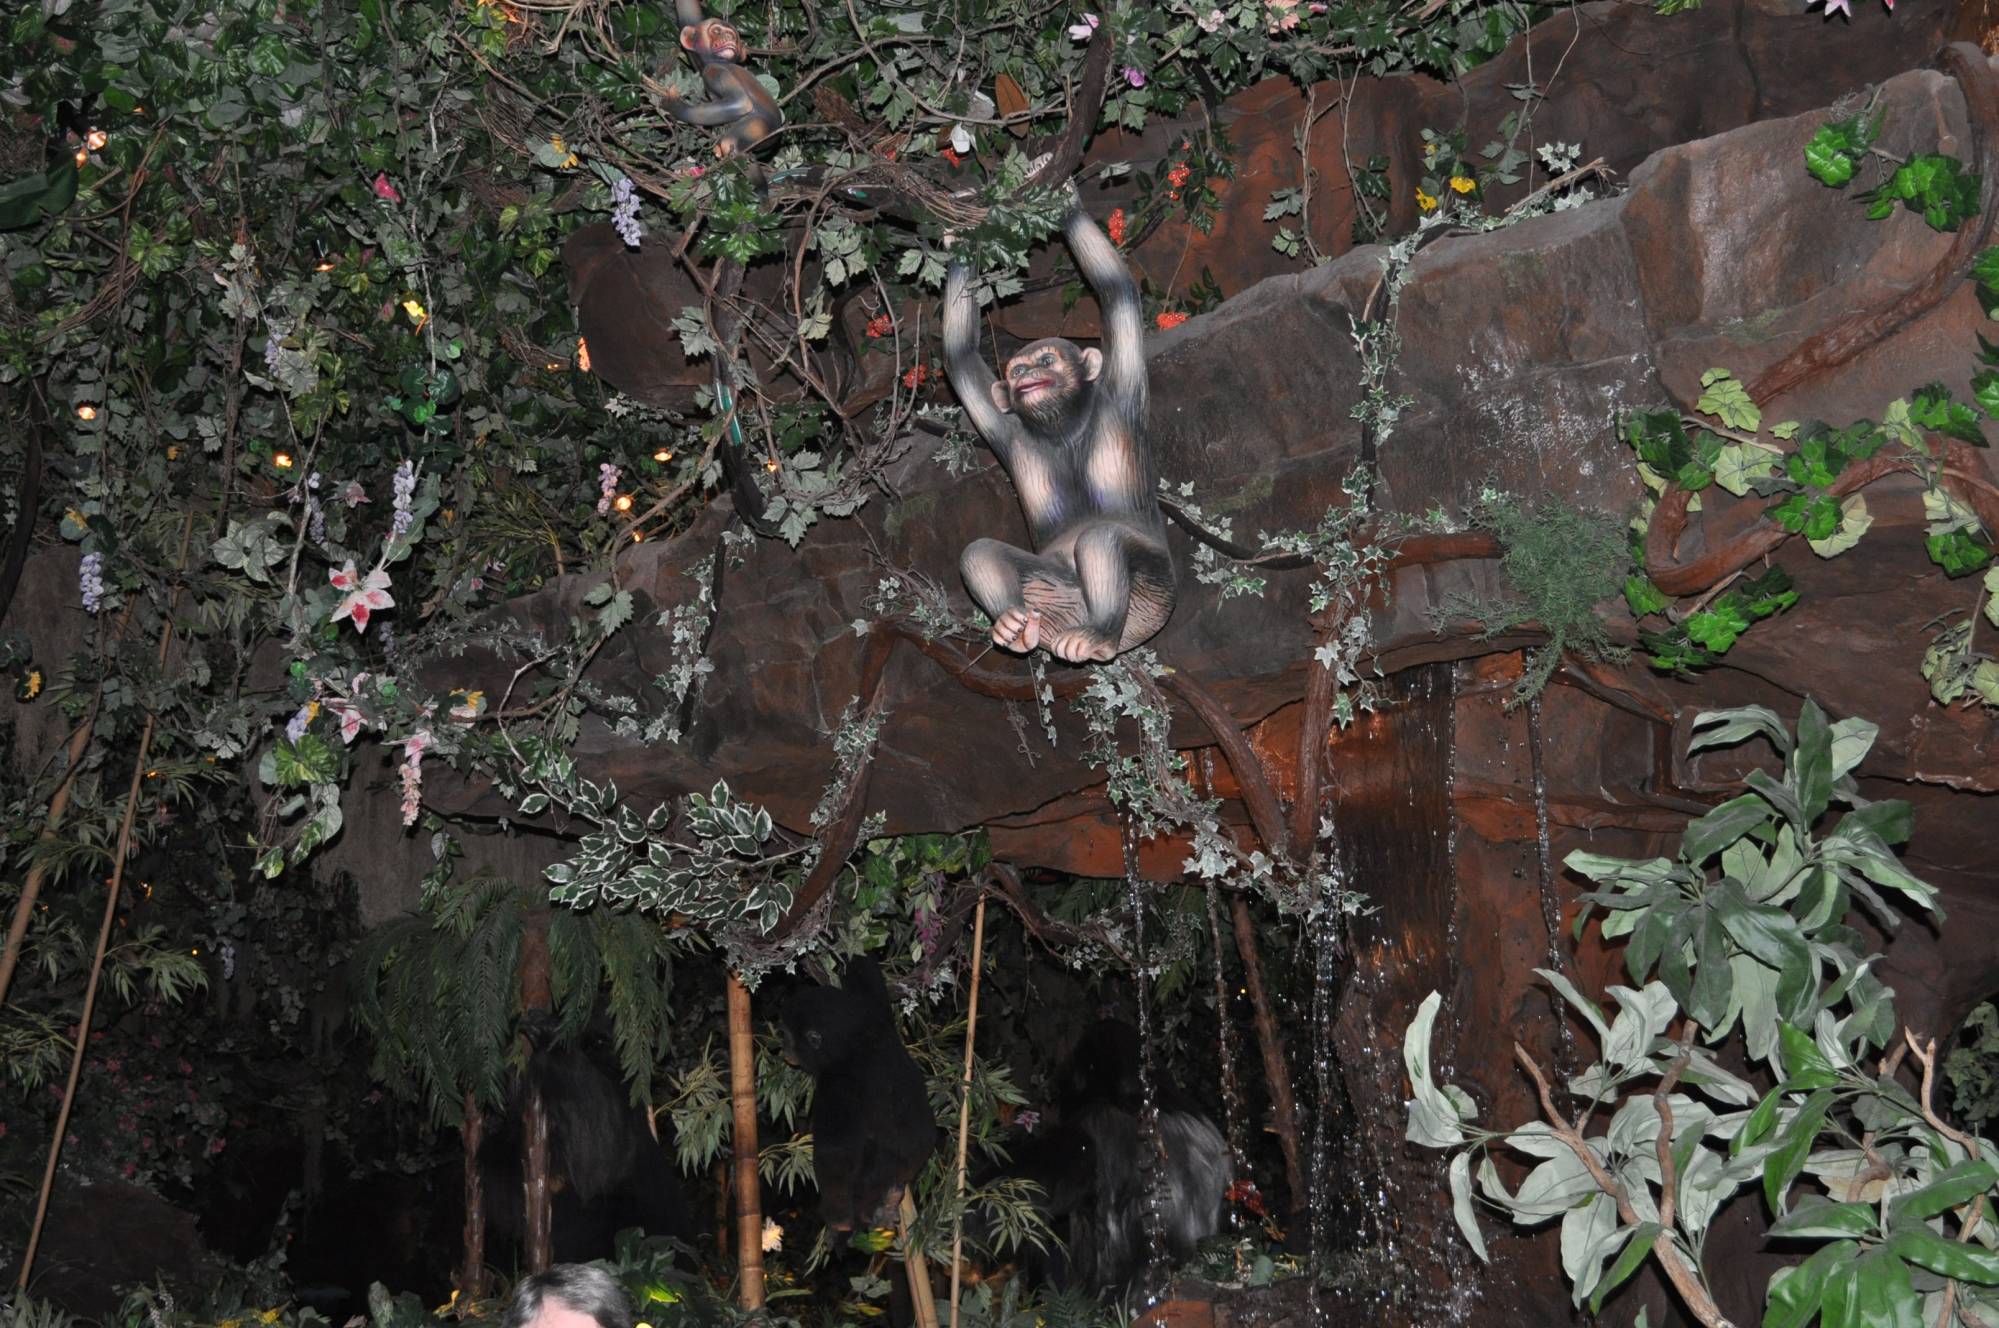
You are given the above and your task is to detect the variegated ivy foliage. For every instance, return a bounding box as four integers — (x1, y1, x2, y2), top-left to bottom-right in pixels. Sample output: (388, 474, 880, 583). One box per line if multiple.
(505, 742, 804, 957)
(1074, 652, 1369, 925)
(1402, 702, 1998, 1326)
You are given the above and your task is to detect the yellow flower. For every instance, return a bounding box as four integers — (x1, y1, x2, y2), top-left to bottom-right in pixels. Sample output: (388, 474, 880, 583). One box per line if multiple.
(219, 1318, 243, 1328)
(259, 1310, 283, 1324)
(549, 135, 579, 168)
(402, 298, 426, 324)
(1414, 188, 1438, 213)
(1449, 175, 1475, 194)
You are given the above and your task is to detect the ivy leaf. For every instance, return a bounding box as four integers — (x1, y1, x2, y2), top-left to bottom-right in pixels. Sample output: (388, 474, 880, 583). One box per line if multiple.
(1685, 600, 1752, 653)
(0, 157, 79, 231)
(1624, 573, 1671, 617)
(1975, 369, 1999, 422)
(1926, 528, 1993, 577)
(1808, 494, 1872, 558)
(1713, 443, 1779, 497)
(1805, 114, 1875, 187)
(1697, 368, 1761, 432)
(1911, 382, 1987, 443)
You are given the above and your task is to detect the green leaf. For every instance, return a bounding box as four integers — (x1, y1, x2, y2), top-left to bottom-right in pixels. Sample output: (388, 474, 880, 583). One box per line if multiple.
(1779, 1025, 1839, 1091)
(1735, 1086, 1782, 1155)
(1911, 383, 1988, 444)
(1769, 1197, 1878, 1240)
(1764, 1240, 1860, 1328)
(1689, 705, 1790, 755)
(1762, 1088, 1834, 1214)
(1807, 494, 1873, 557)
(1681, 792, 1773, 863)
(1588, 1222, 1660, 1313)
(1791, 697, 1834, 824)
(1926, 528, 1992, 577)
(1625, 573, 1671, 617)
(1887, 1224, 1999, 1284)
(1698, 369, 1762, 432)
(0, 158, 79, 230)
(1714, 443, 1781, 497)
(1821, 1249, 1921, 1328)
(1889, 1158, 1999, 1222)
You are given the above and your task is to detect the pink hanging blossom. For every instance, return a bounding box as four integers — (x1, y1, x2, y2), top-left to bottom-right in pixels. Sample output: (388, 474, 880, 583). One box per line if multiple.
(329, 561, 395, 633)
(1121, 65, 1146, 88)
(396, 730, 432, 826)
(371, 173, 402, 203)
(1067, 12, 1099, 40)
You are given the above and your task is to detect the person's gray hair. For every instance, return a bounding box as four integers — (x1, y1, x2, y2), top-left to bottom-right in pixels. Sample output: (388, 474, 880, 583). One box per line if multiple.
(500, 1263, 636, 1328)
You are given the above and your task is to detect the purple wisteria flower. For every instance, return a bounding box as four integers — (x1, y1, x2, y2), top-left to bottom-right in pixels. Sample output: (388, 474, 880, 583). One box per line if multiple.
(610, 176, 644, 248)
(391, 459, 416, 536)
(79, 552, 105, 614)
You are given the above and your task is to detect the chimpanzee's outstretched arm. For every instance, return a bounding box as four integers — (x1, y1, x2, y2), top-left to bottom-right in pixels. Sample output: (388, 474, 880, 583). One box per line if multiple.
(943, 260, 1016, 455)
(1063, 203, 1146, 429)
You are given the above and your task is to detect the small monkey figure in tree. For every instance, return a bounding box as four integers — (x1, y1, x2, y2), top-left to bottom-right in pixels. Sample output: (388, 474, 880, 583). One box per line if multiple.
(665, 0, 782, 162)
(944, 198, 1175, 664)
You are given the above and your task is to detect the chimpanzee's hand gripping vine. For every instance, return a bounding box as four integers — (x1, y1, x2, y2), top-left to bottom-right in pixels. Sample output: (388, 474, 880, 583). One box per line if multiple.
(943, 200, 1176, 664)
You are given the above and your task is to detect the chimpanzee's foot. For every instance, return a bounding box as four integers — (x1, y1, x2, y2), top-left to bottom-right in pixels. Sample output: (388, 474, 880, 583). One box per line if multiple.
(992, 607, 1042, 652)
(1045, 626, 1118, 663)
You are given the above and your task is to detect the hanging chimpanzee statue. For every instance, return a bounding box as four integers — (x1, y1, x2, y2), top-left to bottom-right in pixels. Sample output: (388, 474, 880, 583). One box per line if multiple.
(943, 194, 1176, 665)
(665, 0, 783, 164)
(780, 957, 938, 1233)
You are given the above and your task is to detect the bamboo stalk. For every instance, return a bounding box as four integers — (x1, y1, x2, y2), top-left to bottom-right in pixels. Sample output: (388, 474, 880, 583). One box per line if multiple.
(18, 707, 158, 1286)
(899, 1188, 940, 1328)
(948, 896, 989, 1328)
(519, 907, 553, 1273)
(0, 705, 98, 1010)
(727, 972, 765, 1309)
(18, 518, 191, 1289)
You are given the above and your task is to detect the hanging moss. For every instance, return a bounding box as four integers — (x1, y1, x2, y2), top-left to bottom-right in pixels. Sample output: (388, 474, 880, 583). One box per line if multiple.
(1438, 492, 1630, 707)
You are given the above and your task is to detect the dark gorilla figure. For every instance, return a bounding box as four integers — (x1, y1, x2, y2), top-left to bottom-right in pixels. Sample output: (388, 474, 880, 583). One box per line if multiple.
(482, 1037, 693, 1265)
(781, 958, 938, 1232)
(1003, 1020, 1229, 1296)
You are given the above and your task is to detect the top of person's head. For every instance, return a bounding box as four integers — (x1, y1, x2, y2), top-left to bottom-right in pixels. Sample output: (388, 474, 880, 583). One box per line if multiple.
(500, 1264, 636, 1328)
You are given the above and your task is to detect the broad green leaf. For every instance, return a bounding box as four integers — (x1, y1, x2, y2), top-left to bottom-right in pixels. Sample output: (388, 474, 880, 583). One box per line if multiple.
(1689, 706, 1790, 755)
(1762, 1088, 1834, 1214)
(1735, 1085, 1783, 1155)
(1682, 792, 1774, 863)
(1887, 1224, 1999, 1284)
(1889, 1158, 1998, 1222)
(1821, 1248, 1921, 1328)
(1779, 1023, 1839, 1090)
(1589, 1222, 1661, 1314)
(1698, 369, 1761, 432)
(1714, 442, 1781, 497)
(1769, 1197, 1878, 1239)
(1765, 1240, 1861, 1328)
(1791, 698, 1834, 823)
(1404, 991, 1472, 1147)
(1828, 717, 1879, 782)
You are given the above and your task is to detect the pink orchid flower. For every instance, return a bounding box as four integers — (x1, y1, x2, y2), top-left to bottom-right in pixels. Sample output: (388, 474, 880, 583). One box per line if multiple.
(371, 173, 401, 204)
(329, 562, 395, 633)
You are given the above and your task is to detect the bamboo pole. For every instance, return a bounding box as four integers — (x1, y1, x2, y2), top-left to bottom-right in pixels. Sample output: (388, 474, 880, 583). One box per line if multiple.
(899, 1189, 940, 1328)
(18, 518, 191, 1288)
(0, 705, 98, 1010)
(18, 704, 159, 1285)
(948, 896, 989, 1328)
(519, 907, 553, 1273)
(727, 971, 765, 1309)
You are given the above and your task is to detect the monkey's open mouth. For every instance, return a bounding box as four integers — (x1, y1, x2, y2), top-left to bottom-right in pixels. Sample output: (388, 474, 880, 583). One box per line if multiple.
(715, 44, 739, 58)
(1015, 377, 1052, 396)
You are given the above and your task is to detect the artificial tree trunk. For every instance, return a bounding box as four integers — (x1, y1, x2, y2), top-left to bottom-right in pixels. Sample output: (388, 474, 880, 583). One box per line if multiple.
(458, 1087, 490, 1300)
(519, 906, 554, 1273)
